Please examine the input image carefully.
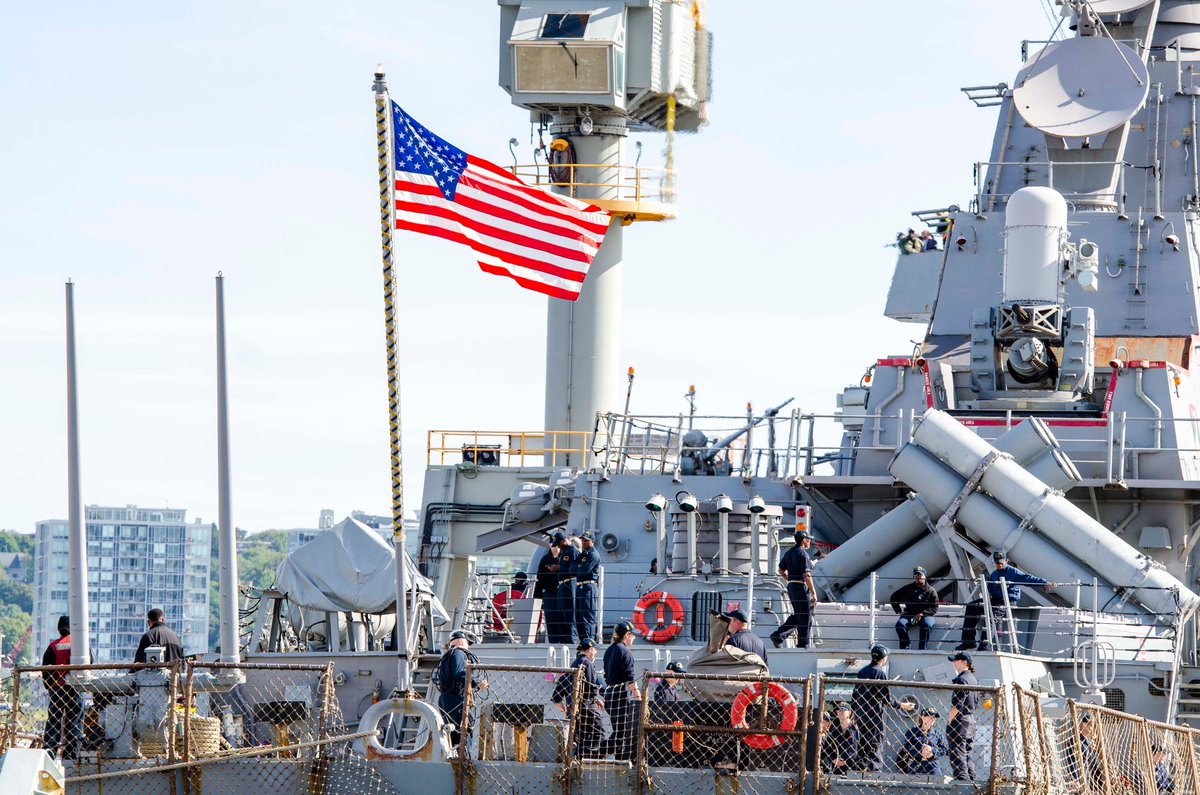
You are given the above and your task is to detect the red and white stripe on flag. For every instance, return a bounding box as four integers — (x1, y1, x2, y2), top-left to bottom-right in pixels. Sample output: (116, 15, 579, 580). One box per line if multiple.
(389, 101, 610, 300)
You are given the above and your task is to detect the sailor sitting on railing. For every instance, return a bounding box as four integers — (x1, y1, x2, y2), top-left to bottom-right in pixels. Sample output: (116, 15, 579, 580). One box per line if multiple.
(890, 567, 939, 651)
(957, 551, 1056, 652)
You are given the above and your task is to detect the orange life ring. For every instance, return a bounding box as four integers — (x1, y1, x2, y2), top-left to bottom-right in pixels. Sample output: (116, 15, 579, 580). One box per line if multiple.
(632, 591, 685, 643)
(729, 682, 799, 749)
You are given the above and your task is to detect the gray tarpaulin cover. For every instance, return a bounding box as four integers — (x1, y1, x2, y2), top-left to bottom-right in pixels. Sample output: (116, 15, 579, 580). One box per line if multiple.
(683, 612, 769, 699)
(274, 516, 447, 621)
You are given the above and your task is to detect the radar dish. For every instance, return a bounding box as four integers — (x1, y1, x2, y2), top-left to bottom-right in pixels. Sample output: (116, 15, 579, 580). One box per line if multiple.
(1088, 0, 1153, 13)
(1013, 37, 1148, 138)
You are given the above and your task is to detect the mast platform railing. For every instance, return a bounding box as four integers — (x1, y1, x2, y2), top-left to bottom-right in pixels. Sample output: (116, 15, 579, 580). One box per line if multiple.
(508, 163, 677, 222)
(971, 159, 1133, 215)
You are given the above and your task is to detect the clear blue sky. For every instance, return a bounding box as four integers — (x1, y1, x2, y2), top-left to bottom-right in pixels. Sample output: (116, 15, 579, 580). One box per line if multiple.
(0, 2, 1051, 533)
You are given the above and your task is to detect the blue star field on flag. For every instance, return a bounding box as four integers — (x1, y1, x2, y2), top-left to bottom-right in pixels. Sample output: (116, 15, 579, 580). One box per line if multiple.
(392, 103, 468, 201)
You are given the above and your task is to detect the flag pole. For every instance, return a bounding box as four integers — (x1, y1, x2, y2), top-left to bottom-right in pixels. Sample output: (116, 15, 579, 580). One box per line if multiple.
(374, 66, 411, 695)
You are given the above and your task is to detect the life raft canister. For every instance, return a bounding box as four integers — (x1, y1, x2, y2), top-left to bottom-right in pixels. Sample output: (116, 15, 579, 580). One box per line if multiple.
(632, 591, 685, 643)
(729, 682, 799, 749)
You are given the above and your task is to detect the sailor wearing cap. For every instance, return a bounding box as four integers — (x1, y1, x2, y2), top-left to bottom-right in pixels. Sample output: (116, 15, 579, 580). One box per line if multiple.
(1071, 715, 1106, 791)
(945, 651, 980, 780)
(890, 566, 939, 650)
(851, 645, 916, 772)
(603, 621, 642, 761)
(770, 529, 817, 649)
(958, 550, 1056, 652)
(535, 534, 563, 641)
(1151, 743, 1173, 795)
(898, 707, 947, 775)
(547, 533, 578, 644)
(434, 630, 486, 747)
(720, 608, 768, 667)
(552, 638, 606, 758)
(652, 661, 686, 704)
(571, 530, 602, 643)
(821, 702, 857, 773)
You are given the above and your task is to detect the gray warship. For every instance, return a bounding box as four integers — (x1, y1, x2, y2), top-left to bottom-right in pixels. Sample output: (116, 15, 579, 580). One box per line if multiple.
(9, 1, 1200, 793)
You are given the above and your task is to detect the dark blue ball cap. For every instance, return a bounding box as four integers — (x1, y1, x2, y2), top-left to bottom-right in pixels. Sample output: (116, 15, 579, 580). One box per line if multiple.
(870, 644, 889, 659)
(665, 661, 685, 674)
(581, 530, 594, 541)
(795, 530, 811, 540)
(913, 566, 927, 576)
(948, 651, 973, 665)
(721, 608, 748, 623)
(992, 550, 1007, 563)
(552, 532, 567, 543)
(577, 638, 596, 651)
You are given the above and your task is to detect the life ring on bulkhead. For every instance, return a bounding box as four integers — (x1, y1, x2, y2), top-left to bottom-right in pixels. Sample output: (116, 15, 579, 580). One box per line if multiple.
(632, 591, 685, 643)
(729, 682, 799, 750)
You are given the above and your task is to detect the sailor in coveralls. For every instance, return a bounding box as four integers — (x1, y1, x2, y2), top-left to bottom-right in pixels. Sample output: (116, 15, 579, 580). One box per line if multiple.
(821, 702, 858, 773)
(603, 621, 642, 760)
(552, 638, 606, 758)
(945, 651, 980, 780)
(770, 530, 816, 648)
(898, 708, 947, 775)
(652, 661, 685, 704)
(571, 531, 601, 643)
(551, 534, 578, 644)
(434, 630, 485, 747)
(851, 645, 915, 772)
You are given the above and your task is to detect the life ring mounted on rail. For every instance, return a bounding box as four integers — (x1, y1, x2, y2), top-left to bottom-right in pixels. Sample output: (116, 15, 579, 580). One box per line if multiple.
(632, 591, 685, 643)
(729, 682, 799, 749)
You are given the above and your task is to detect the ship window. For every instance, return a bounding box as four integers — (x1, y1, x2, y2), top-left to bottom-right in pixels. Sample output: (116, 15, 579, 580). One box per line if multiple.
(541, 13, 589, 39)
(1101, 687, 1125, 711)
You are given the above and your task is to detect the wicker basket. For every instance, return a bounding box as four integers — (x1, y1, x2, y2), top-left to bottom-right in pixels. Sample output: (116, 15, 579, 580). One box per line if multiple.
(140, 714, 222, 757)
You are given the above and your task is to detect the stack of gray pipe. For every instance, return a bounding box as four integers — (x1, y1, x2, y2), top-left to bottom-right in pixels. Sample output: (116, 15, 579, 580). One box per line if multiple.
(814, 410, 1199, 621)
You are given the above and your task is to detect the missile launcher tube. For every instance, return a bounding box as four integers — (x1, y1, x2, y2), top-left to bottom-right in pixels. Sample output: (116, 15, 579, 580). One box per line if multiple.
(813, 418, 1066, 598)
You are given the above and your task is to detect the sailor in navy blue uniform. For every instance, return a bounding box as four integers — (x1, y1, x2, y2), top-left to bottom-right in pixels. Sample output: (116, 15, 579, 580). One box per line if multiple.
(770, 530, 817, 649)
(898, 708, 947, 775)
(552, 638, 606, 758)
(1152, 744, 1175, 794)
(851, 645, 916, 772)
(821, 702, 858, 773)
(547, 533, 578, 643)
(958, 550, 1055, 652)
(434, 630, 485, 747)
(945, 651, 981, 780)
(721, 609, 768, 667)
(603, 621, 642, 760)
(571, 531, 602, 643)
(652, 660, 685, 704)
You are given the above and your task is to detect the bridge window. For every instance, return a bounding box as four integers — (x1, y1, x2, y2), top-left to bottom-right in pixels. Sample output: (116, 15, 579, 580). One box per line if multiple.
(541, 13, 589, 39)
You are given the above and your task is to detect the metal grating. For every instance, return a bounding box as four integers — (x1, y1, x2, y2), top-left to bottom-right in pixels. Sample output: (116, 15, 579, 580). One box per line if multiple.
(691, 591, 723, 641)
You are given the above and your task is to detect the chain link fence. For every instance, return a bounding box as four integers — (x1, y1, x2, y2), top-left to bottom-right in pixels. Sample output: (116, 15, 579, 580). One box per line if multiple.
(2, 659, 406, 795)
(813, 675, 1011, 789)
(1012, 693, 1200, 795)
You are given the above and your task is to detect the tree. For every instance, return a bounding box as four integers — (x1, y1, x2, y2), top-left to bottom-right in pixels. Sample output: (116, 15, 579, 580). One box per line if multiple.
(0, 603, 34, 665)
(0, 578, 33, 614)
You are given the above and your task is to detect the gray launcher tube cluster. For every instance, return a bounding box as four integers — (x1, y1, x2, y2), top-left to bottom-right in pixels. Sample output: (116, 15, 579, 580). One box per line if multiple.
(900, 410, 1198, 621)
(814, 418, 1072, 600)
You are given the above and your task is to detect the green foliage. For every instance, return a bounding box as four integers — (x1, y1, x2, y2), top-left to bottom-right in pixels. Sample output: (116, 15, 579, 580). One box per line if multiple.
(207, 529, 289, 650)
(0, 578, 32, 615)
(0, 530, 32, 556)
(0, 604, 33, 665)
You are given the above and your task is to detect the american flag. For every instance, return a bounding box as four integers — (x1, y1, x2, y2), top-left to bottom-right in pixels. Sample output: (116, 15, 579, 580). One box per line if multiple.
(390, 101, 611, 301)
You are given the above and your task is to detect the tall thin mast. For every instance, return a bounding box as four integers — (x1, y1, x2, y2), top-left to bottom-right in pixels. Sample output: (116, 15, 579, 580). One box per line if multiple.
(65, 281, 91, 666)
(374, 66, 411, 693)
(215, 274, 241, 664)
